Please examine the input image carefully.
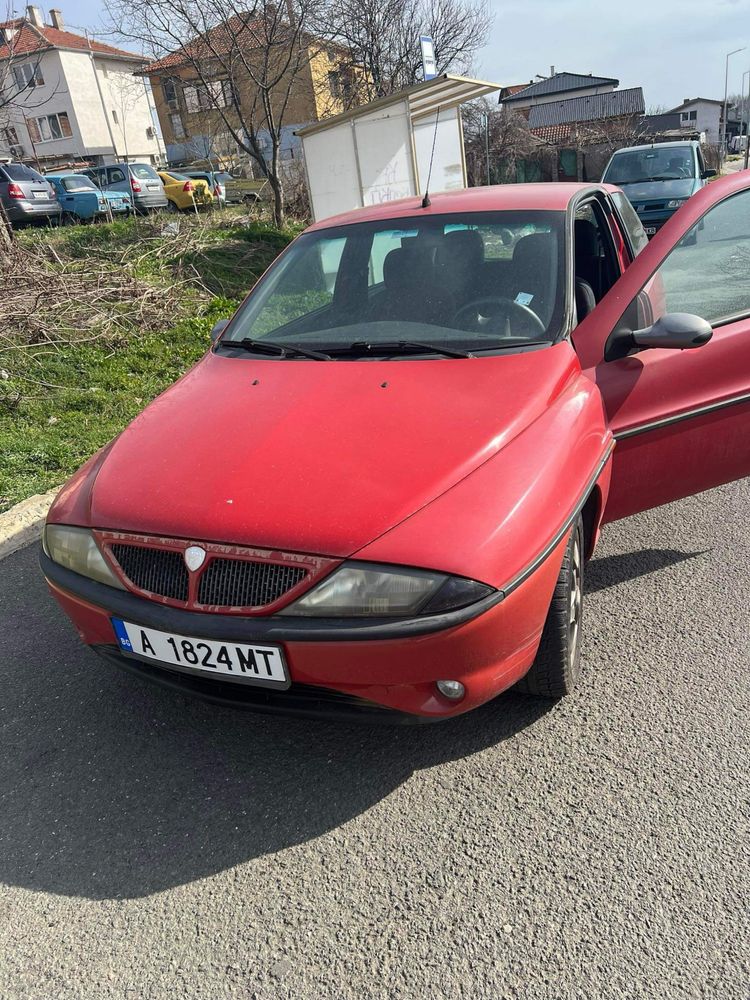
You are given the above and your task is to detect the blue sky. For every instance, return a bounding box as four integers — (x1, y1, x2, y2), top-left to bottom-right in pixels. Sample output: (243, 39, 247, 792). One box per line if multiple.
(21, 0, 750, 109)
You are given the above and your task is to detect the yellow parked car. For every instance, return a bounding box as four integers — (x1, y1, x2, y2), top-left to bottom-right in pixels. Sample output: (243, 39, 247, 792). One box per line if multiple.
(157, 170, 213, 211)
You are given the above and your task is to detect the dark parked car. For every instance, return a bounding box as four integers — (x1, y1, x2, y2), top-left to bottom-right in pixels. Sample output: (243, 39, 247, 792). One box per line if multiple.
(0, 161, 61, 226)
(81, 162, 167, 214)
(601, 140, 715, 237)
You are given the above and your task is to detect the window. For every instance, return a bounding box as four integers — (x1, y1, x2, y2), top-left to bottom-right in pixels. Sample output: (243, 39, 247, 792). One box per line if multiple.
(12, 61, 44, 89)
(130, 163, 160, 180)
(170, 113, 186, 139)
(61, 176, 98, 192)
(28, 111, 72, 143)
(107, 167, 126, 183)
(183, 80, 232, 112)
(602, 145, 696, 185)
(162, 77, 178, 106)
(221, 211, 566, 353)
(0, 162, 44, 182)
(611, 188, 750, 346)
(1, 125, 19, 147)
(112, 109, 119, 125)
(328, 71, 342, 100)
(610, 191, 649, 256)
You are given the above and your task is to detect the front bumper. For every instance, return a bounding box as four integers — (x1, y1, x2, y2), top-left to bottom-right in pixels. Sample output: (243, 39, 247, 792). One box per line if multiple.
(41, 538, 563, 719)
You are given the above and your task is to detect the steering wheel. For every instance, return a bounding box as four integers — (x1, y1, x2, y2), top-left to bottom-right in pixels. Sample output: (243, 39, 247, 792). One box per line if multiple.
(453, 296, 546, 338)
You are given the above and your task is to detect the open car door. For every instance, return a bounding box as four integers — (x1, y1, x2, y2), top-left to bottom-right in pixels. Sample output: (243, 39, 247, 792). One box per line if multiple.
(574, 172, 750, 522)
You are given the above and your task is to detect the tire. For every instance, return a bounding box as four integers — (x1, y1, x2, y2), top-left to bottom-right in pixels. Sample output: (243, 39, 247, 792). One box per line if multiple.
(166, 200, 179, 213)
(61, 212, 77, 226)
(243, 193, 259, 205)
(516, 514, 584, 698)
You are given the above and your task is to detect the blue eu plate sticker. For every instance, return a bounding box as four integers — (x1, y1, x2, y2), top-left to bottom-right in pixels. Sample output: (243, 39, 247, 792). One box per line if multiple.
(111, 618, 133, 651)
(515, 292, 534, 306)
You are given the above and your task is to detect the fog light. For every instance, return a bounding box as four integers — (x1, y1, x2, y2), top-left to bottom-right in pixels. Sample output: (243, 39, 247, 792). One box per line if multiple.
(436, 680, 465, 701)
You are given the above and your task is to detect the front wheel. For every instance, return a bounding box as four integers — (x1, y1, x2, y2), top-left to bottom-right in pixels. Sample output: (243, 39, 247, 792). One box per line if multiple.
(516, 514, 584, 698)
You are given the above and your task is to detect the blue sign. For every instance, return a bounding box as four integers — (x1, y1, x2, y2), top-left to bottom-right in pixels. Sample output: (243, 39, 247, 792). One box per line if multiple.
(420, 35, 437, 81)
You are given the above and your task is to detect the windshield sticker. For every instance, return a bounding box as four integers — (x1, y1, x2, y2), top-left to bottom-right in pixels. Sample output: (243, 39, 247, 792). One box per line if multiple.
(515, 292, 534, 306)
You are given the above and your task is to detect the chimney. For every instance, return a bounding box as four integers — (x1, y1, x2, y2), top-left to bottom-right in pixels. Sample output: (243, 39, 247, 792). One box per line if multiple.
(550, 65, 555, 77)
(26, 5, 43, 26)
(49, 8, 64, 29)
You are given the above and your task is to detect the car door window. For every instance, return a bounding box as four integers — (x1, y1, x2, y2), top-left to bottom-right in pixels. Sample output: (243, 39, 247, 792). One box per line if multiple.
(573, 200, 622, 320)
(614, 188, 750, 337)
(107, 167, 126, 184)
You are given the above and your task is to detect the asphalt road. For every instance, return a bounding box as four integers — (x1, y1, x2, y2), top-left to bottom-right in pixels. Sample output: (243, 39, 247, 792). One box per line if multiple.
(0, 481, 748, 1000)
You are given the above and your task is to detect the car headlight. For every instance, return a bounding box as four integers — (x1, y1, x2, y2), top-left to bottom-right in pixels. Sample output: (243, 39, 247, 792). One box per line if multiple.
(666, 199, 688, 209)
(43, 525, 125, 590)
(281, 562, 494, 617)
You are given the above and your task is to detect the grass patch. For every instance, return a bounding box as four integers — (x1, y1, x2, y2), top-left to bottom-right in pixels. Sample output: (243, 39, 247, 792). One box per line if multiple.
(1, 210, 297, 511)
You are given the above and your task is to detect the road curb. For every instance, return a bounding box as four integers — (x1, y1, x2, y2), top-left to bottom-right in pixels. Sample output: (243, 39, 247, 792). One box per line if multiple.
(0, 488, 59, 561)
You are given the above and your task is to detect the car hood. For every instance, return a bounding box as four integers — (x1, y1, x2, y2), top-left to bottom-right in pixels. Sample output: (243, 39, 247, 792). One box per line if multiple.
(89, 343, 577, 557)
(618, 178, 696, 202)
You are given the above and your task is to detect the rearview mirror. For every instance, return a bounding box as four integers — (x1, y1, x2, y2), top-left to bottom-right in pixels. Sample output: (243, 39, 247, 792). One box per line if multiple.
(210, 319, 230, 342)
(701, 168, 717, 179)
(633, 312, 712, 351)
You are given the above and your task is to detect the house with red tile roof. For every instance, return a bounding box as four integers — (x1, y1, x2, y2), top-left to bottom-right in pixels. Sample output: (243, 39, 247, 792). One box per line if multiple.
(0, 5, 163, 168)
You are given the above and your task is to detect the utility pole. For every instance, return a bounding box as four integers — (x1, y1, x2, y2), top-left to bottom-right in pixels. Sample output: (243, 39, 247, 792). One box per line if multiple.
(480, 111, 490, 185)
(722, 47, 745, 159)
(744, 69, 750, 170)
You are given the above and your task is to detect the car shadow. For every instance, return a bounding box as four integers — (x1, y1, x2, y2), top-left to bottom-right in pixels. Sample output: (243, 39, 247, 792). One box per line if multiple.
(585, 547, 707, 594)
(0, 547, 552, 901)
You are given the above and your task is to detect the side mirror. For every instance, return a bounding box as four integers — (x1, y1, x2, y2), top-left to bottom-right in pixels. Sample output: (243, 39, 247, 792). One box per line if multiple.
(210, 319, 230, 342)
(701, 168, 717, 179)
(633, 312, 712, 351)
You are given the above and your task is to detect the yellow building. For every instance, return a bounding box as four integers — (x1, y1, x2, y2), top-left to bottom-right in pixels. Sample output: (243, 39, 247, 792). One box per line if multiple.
(144, 16, 357, 170)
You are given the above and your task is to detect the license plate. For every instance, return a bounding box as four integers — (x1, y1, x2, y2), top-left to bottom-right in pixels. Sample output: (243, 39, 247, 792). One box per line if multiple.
(111, 618, 289, 687)
(146, 183, 159, 190)
(644, 226, 657, 235)
(32, 191, 47, 200)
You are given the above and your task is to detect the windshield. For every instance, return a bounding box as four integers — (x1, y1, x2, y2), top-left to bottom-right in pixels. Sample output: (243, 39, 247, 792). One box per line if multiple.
(220, 211, 565, 357)
(215, 172, 234, 182)
(163, 171, 189, 181)
(61, 176, 97, 192)
(2, 163, 44, 182)
(603, 146, 696, 185)
(131, 164, 160, 180)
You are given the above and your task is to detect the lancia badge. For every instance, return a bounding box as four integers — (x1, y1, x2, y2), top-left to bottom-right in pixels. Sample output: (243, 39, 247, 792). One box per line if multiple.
(184, 545, 207, 571)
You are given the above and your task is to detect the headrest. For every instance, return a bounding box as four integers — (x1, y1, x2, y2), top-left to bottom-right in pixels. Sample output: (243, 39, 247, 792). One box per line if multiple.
(436, 228, 484, 268)
(512, 232, 556, 270)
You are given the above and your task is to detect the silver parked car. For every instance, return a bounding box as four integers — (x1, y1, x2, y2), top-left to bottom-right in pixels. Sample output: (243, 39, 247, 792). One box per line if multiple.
(0, 161, 61, 226)
(81, 162, 167, 214)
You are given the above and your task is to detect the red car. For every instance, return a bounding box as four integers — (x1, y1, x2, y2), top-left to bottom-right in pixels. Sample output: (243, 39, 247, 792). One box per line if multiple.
(41, 173, 750, 721)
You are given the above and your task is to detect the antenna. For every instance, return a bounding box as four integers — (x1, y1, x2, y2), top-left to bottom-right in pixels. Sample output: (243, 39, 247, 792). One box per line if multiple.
(421, 105, 440, 208)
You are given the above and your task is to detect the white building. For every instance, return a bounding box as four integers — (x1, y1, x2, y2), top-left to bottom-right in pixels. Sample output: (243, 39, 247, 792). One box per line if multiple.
(0, 6, 163, 168)
(669, 97, 739, 147)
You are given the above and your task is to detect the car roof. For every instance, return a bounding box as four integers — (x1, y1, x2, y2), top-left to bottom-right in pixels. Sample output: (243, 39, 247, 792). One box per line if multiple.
(307, 182, 604, 232)
(609, 140, 698, 154)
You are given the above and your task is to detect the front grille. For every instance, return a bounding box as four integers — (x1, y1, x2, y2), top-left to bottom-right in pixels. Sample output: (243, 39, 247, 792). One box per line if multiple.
(198, 558, 307, 608)
(111, 544, 189, 602)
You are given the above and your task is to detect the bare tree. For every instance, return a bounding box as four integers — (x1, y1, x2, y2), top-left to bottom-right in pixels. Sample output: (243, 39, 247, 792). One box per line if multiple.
(461, 99, 536, 186)
(326, 0, 492, 104)
(108, 0, 331, 225)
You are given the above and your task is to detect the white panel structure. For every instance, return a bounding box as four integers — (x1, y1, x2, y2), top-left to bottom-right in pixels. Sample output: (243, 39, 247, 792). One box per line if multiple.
(412, 106, 465, 193)
(301, 120, 362, 220)
(353, 103, 414, 207)
(297, 75, 500, 221)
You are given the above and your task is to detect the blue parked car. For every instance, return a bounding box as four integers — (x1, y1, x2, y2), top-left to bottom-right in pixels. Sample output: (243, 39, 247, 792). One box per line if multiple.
(46, 173, 130, 224)
(601, 140, 716, 237)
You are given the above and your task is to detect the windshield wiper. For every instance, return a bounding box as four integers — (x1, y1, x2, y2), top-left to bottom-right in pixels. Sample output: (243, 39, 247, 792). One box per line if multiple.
(335, 340, 474, 359)
(226, 338, 332, 361)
